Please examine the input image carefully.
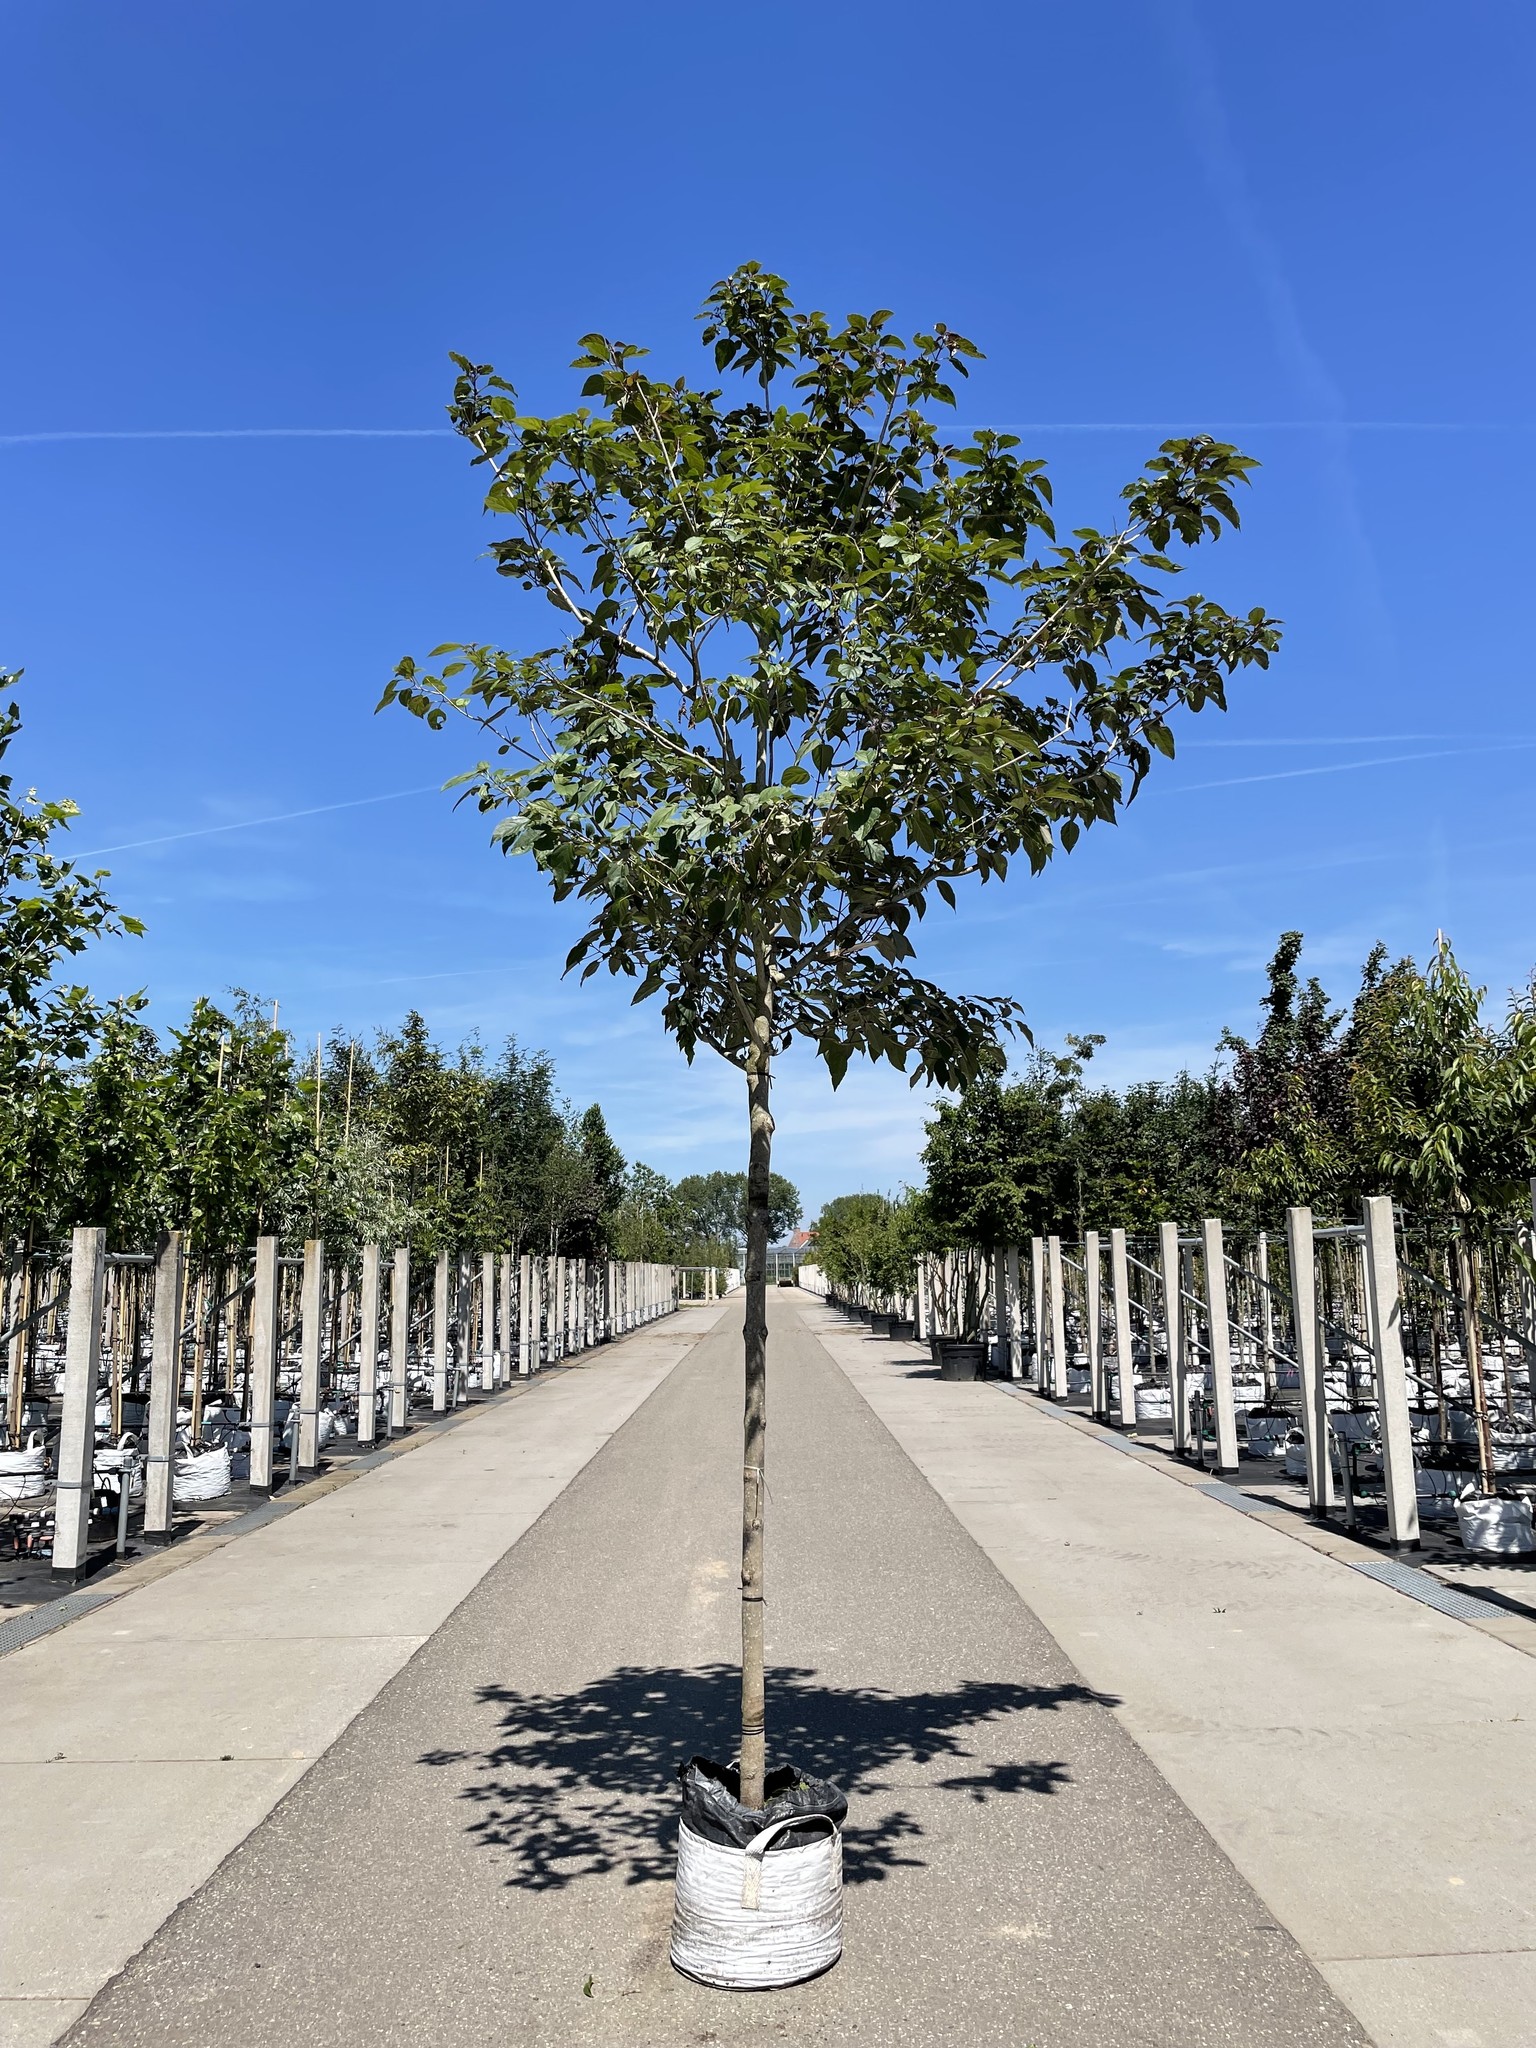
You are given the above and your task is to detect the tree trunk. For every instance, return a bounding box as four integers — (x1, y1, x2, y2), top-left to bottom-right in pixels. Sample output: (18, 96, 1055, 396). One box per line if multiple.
(739, 999, 774, 1811)
(1455, 1223, 1494, 1494)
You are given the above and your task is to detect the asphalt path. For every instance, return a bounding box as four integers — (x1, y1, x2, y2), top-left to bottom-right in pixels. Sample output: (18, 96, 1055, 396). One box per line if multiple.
(68, 1292, 1368, 2048)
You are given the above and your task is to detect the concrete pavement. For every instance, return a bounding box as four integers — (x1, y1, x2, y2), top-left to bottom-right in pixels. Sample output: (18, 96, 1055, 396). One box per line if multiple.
(0, 1299, 725, 2048)
(64, 1290, 1364, 2048)
(814, 1301, 1536, 2048)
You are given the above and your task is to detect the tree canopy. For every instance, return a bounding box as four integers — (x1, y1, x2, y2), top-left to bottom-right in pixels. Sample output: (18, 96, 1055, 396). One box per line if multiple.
(386, 265, 1278, 1097)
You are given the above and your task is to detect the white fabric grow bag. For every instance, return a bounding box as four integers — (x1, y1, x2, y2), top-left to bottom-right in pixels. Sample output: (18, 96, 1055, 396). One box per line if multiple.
(1456, 1493, 1536, 1555)
(173, 1443, 232, 1504)
(94, 1441, 144, 1500)
(0, 1433, 48, 1504)
(279, 1409, 337, 1452)
(671, 1815, 842, 1990)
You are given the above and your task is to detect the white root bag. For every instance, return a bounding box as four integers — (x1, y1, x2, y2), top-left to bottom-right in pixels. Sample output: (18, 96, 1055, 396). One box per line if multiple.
(671, 1815, 842, 1990)
(173, 1442, 232, 1504)
(0, 1433, 47, 1504)
(1456, 1492, 1536, 1556)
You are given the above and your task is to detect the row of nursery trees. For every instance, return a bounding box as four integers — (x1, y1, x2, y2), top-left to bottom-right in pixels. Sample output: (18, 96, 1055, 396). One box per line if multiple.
(0, 683, 799, 1267)
(816, 927, 1536, 1292)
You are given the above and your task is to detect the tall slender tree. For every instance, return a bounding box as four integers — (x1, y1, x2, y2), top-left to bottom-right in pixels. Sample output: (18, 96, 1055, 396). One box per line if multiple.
(384, 267, 1277, 1804)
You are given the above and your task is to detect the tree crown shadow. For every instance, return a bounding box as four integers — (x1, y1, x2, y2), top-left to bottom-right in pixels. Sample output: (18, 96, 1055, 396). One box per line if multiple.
(420, 1662, 1115, 1891)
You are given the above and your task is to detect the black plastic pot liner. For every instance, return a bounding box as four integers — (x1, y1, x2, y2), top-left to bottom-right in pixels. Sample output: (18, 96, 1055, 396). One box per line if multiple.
(678, 1754, 847, 1851)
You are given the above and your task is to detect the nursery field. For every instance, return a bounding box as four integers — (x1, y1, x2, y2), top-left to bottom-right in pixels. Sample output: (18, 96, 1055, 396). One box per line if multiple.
(10, 1290, 1536, 2047)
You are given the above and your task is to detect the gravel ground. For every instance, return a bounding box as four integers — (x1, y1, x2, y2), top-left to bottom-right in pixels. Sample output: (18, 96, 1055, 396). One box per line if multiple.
(68, 1291, 1370, 2048)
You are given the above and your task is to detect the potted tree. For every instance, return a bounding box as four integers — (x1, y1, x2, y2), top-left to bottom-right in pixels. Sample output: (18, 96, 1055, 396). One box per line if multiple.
(1353, 935, 1536, 1554)
(384, 265, 1275, 1980)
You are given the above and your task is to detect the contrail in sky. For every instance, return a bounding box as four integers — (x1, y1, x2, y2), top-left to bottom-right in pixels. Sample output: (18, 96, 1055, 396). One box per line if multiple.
(77, 783, 444, 859)
(4, 424, 1529, 447)
(1169, 741, 1536, 795)
(77, 737, 1536, 860)
(0, 427, 452, 445)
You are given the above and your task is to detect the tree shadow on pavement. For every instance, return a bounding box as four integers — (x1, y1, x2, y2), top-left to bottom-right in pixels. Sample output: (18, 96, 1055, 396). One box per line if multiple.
(419, 1663, 1115, 1891)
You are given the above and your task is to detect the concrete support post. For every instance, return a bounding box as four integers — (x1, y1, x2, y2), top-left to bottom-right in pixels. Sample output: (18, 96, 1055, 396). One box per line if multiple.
(143, 1231, 184, 1540)
(992, 1246, 1010, 1378)
(1005, 1246, 1023, 1378)
(432, 1249, 450, 1412)
(388, 1247, 409, 1433)
(481, 1251, 496, 1390)
(1285, 1205, 1332, 1514)
(297, 1239, 325, 1476)
(248, 1236, 279, 1490)
(454, 1255, 471, 1404)
(53, 1227, 107, 1579)
(517, 1254, 532, 1372)
(1110, 1228, 1136, 1429)
(1085, 1230, 1106, 1420)
(505, 1245, 518, 1376)
(1158, 1222, 1188, 1452)
(1257, 1229, 1275, 1390)
(357, 1244, 381, 1448)
(1201, 1217, 1240, 1474)
(1363, 1194, 1421, 1550)
(1030, 1238, 1045, 1389)
(1047, 1235, 1069, 1400)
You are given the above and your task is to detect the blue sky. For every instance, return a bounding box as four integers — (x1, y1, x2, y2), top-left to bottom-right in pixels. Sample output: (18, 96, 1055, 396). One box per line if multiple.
(3, 1, 1533, 1216)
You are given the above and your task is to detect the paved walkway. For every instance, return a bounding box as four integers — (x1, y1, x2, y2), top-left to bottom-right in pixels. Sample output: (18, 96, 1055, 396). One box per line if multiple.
(815, 1302, 1536, 2048)
(0, 1301, 725, 2048)
(56, 1292, 1362, 2048)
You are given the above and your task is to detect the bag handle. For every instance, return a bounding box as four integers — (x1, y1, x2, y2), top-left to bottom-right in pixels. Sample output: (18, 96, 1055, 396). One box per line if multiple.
(740, 1813, 839, 1910)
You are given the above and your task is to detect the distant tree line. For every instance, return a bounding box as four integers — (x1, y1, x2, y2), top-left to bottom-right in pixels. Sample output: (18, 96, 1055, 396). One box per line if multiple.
(815, 929, 1536, 1291)
(0, 680, 800, 1265)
